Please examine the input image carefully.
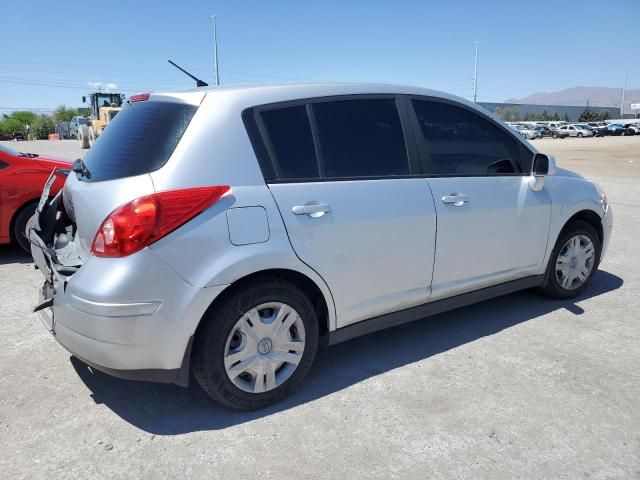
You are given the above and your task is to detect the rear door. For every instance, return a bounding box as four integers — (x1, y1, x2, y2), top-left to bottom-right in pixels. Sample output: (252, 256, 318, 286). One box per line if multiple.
(409, 98, 551, 300)
(253, 97, 437, 327)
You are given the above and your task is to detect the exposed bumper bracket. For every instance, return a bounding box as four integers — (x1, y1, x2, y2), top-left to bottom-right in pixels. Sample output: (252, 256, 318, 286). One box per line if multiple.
(33, 297, 54, 313)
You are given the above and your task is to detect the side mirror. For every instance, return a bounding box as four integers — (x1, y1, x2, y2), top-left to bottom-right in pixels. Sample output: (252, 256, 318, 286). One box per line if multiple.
(529, 153, 556, 192)
(532, 153, 549, 175)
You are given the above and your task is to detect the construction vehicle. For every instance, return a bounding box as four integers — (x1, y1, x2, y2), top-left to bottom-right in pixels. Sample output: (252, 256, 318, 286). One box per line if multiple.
(77, 92, 124, 149)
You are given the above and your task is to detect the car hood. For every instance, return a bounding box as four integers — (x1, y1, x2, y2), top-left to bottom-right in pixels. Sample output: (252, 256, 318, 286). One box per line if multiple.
(34, 155, 72, 169)
(553, 167, 585, 180)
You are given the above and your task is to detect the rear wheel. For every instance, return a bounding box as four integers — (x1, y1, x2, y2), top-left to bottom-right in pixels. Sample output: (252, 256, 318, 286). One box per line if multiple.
(192, 278, 319, 410)
(540, 220, 601, 299)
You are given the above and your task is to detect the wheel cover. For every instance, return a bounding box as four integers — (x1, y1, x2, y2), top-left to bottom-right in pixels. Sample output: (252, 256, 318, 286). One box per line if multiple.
(555, 234, 595, 290)
(223, 302, 306, 394)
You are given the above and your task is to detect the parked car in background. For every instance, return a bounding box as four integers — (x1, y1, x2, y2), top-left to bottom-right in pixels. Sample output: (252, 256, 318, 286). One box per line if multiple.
(12, 131, 25, 141)
(574, 124, 602, 137)
(606, 123, 626, 136)
(515, 124, 542, 139)
(0, 144, 70, 252)
(558, 124, 593, 137)
(587, 122, 608, 136)
(30, 83, 612, 410)
(624, 123, 640, 136)
(535, 125, 568, 139)
(548, 122, 568, 129)
(507, 123, 525, 138)
(68, 116, 90, 139)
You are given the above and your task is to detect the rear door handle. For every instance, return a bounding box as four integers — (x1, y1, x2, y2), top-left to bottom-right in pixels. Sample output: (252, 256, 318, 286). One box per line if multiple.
(292, 203, 331, 217)
(441, 193, 470, 206)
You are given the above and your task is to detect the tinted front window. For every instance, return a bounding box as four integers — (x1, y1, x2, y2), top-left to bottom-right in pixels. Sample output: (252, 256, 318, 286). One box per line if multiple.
(259, 106, 319, 180)
(313, 99, 409, 178)
(81, 101, 197, 182)
(412, 100, 525, 175)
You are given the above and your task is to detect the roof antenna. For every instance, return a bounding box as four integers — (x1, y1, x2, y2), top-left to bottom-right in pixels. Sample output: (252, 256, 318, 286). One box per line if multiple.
(168, 60, 209, 87)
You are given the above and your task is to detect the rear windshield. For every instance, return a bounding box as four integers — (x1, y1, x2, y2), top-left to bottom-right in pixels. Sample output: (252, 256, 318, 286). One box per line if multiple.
(81, 100, 197, 182)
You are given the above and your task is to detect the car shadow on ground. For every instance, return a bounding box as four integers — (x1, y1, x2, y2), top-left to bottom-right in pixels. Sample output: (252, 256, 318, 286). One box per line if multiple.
(71, 270, 623, 435)
(0, 245, 31, 265)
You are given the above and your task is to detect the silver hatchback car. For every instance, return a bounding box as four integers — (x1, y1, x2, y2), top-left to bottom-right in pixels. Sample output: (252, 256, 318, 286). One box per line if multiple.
(31, 84, 613, 409)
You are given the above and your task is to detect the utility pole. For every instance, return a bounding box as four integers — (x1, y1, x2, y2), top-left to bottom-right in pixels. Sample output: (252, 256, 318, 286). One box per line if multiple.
(620, 72, 627, 118)
(472, 41, 480, 103)
(212, 15, 220, 86)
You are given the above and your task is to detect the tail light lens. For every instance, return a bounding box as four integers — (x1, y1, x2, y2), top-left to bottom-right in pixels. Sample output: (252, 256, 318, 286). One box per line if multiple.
(91, 186, 230, 257)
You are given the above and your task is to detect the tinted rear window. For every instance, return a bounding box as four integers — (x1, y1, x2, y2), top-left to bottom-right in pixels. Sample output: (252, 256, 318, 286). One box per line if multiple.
(259, 106, 319, 180)
(81, 101, 197, 182)
(313, 99, 409, 178)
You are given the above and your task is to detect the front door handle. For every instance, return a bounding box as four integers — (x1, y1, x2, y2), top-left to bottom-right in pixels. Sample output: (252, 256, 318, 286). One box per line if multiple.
(441, 193, 470, 207)
(292, 202, 331, 218)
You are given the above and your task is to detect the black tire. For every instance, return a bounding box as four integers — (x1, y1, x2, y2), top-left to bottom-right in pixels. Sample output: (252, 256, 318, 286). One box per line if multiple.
(78, 131, 89, 149)
(577, 132, 583, 138)
(540, 220, 601, 299)
(12, 202, 37, 253)
(192, 277, 319, 410)
(553, 133, 558, 139)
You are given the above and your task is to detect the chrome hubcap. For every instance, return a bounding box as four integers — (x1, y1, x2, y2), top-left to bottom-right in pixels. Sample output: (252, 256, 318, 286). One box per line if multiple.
(257, 338, 272, 354)
(555, 234, 595, 290)
(223, 302, 305, 394)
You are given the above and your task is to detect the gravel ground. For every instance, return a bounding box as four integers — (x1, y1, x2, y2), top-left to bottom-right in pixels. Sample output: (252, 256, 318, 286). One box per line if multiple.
(1, 137, 639, 479)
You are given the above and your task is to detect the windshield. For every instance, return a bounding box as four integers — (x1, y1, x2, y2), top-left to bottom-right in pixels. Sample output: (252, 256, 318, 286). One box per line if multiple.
(78, 117, 88, 125)
(95, 93, 123, 108)
(0, 144, 20, 156)
(81, 100, 197, 182)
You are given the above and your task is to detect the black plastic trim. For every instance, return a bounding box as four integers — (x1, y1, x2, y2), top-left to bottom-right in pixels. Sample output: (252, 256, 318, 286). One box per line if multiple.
(326, 275, 545, 345)
(71, 336, 194, 387)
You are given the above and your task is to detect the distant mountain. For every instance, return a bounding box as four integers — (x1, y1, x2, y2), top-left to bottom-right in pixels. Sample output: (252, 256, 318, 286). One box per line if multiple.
(507, 86, 640, 113)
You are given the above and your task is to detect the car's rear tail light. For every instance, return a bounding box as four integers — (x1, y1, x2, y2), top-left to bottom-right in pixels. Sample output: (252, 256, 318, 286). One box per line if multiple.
(91, 186, 230, 257)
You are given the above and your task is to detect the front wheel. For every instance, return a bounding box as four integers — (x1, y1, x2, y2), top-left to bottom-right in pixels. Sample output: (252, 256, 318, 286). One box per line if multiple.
(13, 203, 37, 253)
(540, 220, 601, 299)
(192, 277, 319, 410)
(78, 128, 89, 149)
(577, 132, 583, 138)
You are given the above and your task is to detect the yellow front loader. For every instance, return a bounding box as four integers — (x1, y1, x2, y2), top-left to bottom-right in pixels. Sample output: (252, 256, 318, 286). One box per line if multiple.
(78, 92, 124, 149)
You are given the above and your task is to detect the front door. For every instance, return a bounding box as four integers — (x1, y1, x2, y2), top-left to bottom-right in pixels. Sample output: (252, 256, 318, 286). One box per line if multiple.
(409, 98, 552, 300)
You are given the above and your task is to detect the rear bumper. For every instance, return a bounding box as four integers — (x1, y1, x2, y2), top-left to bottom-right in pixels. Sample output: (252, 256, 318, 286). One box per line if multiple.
(31, 232, 228, 384)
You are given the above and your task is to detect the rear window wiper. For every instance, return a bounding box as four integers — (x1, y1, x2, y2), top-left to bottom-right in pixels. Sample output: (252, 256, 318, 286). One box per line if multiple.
(72, 158, 91, 179)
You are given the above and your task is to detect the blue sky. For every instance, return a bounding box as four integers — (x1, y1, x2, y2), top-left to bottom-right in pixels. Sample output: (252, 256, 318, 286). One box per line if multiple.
(1, 0, 638, 111)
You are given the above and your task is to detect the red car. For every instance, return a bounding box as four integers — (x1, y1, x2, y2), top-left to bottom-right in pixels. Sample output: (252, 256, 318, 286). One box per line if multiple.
(0, 144, 71, 252)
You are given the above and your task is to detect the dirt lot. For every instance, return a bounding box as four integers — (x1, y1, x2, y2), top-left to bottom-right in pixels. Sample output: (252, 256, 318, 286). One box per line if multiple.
(1, 137, 639, 479)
